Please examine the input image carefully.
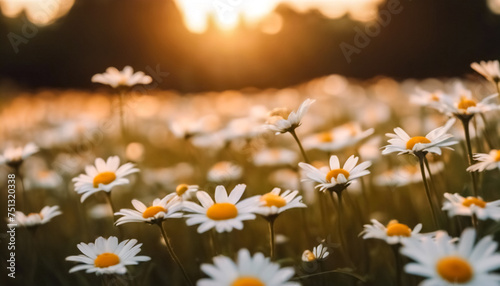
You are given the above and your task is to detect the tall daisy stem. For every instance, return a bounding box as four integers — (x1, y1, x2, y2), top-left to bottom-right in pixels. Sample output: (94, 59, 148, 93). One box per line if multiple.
(104, 192, 117, 218)
(391, 245, 402, 286)
(416, 153, 440, 228)
(268, 217, 276, 260)
(329, 190, 354, 268)
(423, 157, 441, 207)
(158, 223, 194, 286)
(290, 129, 310, 163)
(459, 117, 479, 196)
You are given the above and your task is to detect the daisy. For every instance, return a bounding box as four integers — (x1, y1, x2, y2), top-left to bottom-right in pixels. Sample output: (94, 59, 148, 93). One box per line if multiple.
(302, 243, 330, 262)
(471, 60, 500, 83)
(173, 183, 199, 200)
(0, 142, 39, 169)
(442, 193, 500, 221)
(265, 98, 315, 134)
(252, 148, 298, 167)
(10, 205, 61, 228)
(299, 155, 371, 193)
(72, 156, 139, 202)
(114, 194, 183, 225)
(91, 66, 152, 89)
(66, 236, 151, 275)
(467, 149, 500, 172)
(382, 119, 457, 156)
(400, 228, 500, 285)
(360, 219, 424, 245)
(183, 184, 258, 233)
(303, 123, 374, 152)
(254, 187, 306, 217)
(436, 82, 499, 117)
(207, 161, 243, 183)
(410, 88, 445, 108)
(198, 248, 299, 286)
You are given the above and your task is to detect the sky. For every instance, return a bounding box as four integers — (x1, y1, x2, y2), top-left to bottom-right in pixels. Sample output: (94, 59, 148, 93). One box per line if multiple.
(0, 0, 499, 92)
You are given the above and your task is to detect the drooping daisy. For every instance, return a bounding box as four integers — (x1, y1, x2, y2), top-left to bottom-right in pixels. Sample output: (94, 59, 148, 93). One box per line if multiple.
(299, 155, 371, 192)
(207, 161, 243, 183)
(0, 142, 39, 169)
(10, 205, 62, 228)
(360, 219, 425, 245)
(91, 66, 152, 89)
(183, 184, 258, 233)
(400, 228, 500, 285)
(382, 119, 458, 156)
(471, 60, 500, 83)
(173, 183, 199, 200)
(254, 187, 306, 217)
(114, 194, 183, 225)
(72, 156, 139, 202)
(302, 243, 330, 262)
(442, 193, 500, 221)
(265, 98, 316, 134)
(198, 248, 299, 286)
(66, 236, 151, 275)
(467, 149, 500, 172)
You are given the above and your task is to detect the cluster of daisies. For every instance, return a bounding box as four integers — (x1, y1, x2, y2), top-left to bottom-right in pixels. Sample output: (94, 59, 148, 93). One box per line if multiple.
(4, 61, 500, 286)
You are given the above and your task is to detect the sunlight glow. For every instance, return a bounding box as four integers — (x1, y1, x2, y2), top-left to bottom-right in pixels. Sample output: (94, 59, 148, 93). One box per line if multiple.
(173, 0, 386, 33)
(0, 0, 74, 25)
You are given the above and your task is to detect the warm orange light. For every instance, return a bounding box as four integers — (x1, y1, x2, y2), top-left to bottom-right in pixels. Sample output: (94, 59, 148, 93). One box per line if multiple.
(0, 0, 74, 26)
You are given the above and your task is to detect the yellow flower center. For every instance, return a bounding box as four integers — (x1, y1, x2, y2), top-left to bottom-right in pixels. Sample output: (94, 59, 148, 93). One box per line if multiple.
(176, 184, 189, 196)
(232, 277, 265, 286)
(318, 132, 334, 143)
(142, 206, 167, 218)
(269, 107, 291, 120)
(304, 250, 316, 262)
(458, 96, 477, 110)
(386, 220, 412, 237)
(436, 256, 473, 283)
(206, 203, 238, 220)
(462, 197, 486, 208)
(406, 136, 431, 150)
(430, 93, 440, 101)
(326, 168, 350, 182)
(260, 193, 286, 208)
(93, 171, 117, 188)
(94, 252, 120, 268)
(493, 150, 500, 162)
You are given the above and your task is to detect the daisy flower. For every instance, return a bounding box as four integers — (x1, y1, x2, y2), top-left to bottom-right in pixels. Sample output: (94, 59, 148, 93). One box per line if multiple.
(10, 205, 61, 228)
(72, 156, 139, 202)
(207, 161, 243, 183)
(360, 219, 424, 245)
(299, 155, 371, 192)
(410, 88, 445, 107)
(265, 98, 315, 134)
(254, 187, 306, 217)
(0, 142, 39, 169)
(114, 194, 183, 225)
(66, 236, 151, 275)
(467, 149, 500, 172)
(252, 148, 298, 167)
(91, 66, 152, 89)
(436, 82, 499, 117)
(302, 243, 330, 262)
(382, 119, 457, 156)
(471, 60, 500, 83)
(442, 193, 500, 221)
(183, 184, 258, 233)
(173, 183, 199, 200)
(198, 248, 299, 286)
(400, 228, 500, 285)
(303, 123, 374, 152)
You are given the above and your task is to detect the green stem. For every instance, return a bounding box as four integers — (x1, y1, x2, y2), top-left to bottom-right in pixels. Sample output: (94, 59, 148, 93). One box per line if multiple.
(391, 245, 402, 286)
(459, 117, 479, 196)
(423, 157, 441, 209)
(417, 153, 440, 228)
(158, 223, 194, 286)
(268, 218, 276, 260)
(329, 190, 354, 268)
(290, 129, 310, 163)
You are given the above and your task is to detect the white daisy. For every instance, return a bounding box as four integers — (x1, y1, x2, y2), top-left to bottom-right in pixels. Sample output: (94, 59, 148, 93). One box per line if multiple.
(410, 88, 445, 107)
(400, 228, 500, 285)
(299, 155, 371, 192)
(471, 60, 500, 83)
(173, 183, 199, 200)
(198, 248, 299, 286)
(435, 82, 499, 116)
(254, 187, 307, 217)
(303, 123, 374, 152)
(442, 193, 500, 221)
(91, 66, 152, 89)
(382, 119, 458, 156)
(183, 184, 258, 233)
(207, 161, 243, 183)
(66, 236, 151, 275)
(467, 149, 500, 172)
(302, 243, 330, 262)
(265, 98, 316, 134)
(11, 205, 62, 228)
(72, 156, 139, 202)
(114, 194, 183, 225)
(252, 148, 298, 167)
(360, 219, 424, 245)
(0, 142, 39, 168)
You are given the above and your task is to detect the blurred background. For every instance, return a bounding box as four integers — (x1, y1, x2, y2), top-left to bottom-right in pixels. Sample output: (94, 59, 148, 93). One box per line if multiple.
(1, 0, 500, 92)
